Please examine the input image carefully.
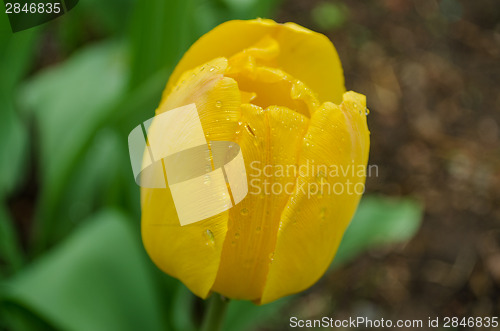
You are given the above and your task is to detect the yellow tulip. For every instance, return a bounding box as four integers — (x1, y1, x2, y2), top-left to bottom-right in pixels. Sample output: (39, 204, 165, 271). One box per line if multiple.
(141, 19, 370, 304)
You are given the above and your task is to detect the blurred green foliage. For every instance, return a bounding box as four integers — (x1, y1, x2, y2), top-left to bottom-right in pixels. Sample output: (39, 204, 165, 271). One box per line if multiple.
(0, 0, 422, 330)
(311, 2, 349, 31)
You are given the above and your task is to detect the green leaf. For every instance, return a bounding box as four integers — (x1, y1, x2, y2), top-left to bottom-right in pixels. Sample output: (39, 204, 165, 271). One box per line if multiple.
(0, 29, 38, 91)
(1, 209, 166, 331)
(169, 284, 198, 331)
(18, 41, 128, 249)
(222, 298, 289, 331)
(0, 29, 38, 199)
(332, 195, 423, 268)
(0, 95, 29, 200)
(311, 2, 349, 31)
(55, 0, 135, 54)
(46, 128, 135, 242)
(128, 0, 195, 89)
(219, 0, 281, 20)
(0, 204, 23, 276)
(0, 28, 40, 274)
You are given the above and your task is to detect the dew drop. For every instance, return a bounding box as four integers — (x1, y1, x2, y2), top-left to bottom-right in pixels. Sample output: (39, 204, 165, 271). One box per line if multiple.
(365, 108, 370, 116)
(245, 123, 256, 137)
(268, 252, 275, 261)
(240, 208, 249, 216)
(253, 138, 262, 148)
(316, 171, 327, 184)
(209, 67, 215, 72)
(215, 100, 222, 108)
(203, 174, 211, 185)
(320, 207, 327, 220)
(234, 232, 240, 239)
(205, 229, 215, 246)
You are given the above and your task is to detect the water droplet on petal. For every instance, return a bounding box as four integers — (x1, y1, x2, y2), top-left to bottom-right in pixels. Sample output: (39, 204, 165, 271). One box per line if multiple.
(234, 232, 240, 239)
(205, 229, 215, 246)
(245, 123, 256, 137)
(209, 67, 215, 72)
(320, 207, 327, 220)
(253, 138, 262, 148)
(215, 100, 222, 108)
(240, 208, 249, 216)
(316, 171, 327, 184)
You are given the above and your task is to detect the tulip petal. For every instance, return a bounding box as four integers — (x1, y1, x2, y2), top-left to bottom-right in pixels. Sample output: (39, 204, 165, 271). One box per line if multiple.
(226, 46, 320, 117)
(141, 58, 242, 298)
(164, 19, 345, 104)
(158, 57, 241, 141)
(210, 103, 309, 300)
(260, 92, 370, 304)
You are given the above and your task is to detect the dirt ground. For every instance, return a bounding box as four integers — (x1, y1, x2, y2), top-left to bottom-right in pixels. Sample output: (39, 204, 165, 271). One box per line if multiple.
(272, 0, 500, 328)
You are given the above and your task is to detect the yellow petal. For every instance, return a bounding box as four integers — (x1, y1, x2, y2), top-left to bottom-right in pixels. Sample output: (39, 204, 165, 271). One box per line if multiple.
(260, 92, 370, 304)
(211, 103, 309, 300)
(141, 189, 227, 298)
(164, 19, 345, 104)
(141, 58, 242, 298)
(158, 57, 241, 141)
(225, 39, 320, 118)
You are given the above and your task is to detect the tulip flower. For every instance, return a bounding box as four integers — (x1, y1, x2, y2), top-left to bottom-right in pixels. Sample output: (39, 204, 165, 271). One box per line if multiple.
(141, 19, 370, 305)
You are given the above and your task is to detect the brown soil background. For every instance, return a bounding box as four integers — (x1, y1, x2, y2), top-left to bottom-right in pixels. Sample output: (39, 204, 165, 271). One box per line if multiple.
(268, 0, 500, 329)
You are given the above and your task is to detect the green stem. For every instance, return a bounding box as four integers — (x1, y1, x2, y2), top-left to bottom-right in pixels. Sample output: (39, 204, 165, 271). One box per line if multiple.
(200, 294, 229, 331)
